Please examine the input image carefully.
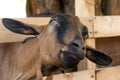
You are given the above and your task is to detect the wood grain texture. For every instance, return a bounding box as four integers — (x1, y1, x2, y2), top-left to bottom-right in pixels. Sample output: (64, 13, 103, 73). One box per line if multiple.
(43, 70, 95, 80)
(80, 17, 94, 37)
(94, 16, 120, 37)
(96, 66, 120, 80)
(86, 38, 96, 69)
(42, 65, 120, 80)
(75, 0, 94, 17)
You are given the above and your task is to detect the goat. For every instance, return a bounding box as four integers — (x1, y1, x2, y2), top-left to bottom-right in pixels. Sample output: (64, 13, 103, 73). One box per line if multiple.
(0, 14, 112, 80)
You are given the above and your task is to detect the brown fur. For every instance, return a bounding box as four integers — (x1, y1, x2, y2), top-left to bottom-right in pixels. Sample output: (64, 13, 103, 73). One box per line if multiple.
(0, 14, 112, 80)
(0, 15, 83, 80)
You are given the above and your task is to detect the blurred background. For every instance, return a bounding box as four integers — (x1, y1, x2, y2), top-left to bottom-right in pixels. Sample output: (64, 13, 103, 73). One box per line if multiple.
(0, 0, 120, 18)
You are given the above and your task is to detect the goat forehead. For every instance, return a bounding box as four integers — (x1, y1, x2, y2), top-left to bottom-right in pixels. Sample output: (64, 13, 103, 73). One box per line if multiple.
(51, 14, 69, 24)
(51, 15, 72, 43)
(48, 14, 80, 44)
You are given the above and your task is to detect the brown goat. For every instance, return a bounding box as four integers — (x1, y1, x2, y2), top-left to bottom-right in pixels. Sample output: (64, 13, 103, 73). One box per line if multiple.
(0, 14, 112, 80)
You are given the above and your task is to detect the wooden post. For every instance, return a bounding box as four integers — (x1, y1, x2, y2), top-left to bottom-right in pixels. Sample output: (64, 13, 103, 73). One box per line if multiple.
(77, 18, 95, 70)
(42, 65, 120, 80)
(86, 38, 96, 69)
(75, 0, 96, 69)
(75, 0, 95, 17)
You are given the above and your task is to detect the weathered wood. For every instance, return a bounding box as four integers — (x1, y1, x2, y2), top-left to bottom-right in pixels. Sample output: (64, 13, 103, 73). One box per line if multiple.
(75, 0, 94, 17)
(75, 0, 94, 37)
(80, 17, 94, 37)
(86, 38, 96, 69)
(43, 70, 95, 80)
(42, 65, 120, 80)
(94, 16, 120, 37)
(96, 66, 120, 80)
(0, 18, 50, 43)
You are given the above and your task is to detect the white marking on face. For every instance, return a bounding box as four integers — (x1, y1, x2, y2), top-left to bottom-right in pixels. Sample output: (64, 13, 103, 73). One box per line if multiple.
(48, 20, 60, 33)
(48, 25, 56, 33)
(50, 21, 59, 26)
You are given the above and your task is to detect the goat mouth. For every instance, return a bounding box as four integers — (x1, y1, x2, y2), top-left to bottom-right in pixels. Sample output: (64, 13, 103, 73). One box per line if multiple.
(60, 49, 84, 59)
(58, 50, 84, 68)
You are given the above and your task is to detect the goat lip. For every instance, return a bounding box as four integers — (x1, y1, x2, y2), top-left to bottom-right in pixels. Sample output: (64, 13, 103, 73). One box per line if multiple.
(58, 50, 81, 68)
(67, 53, 83, 60)
(60, 50, 84, 60)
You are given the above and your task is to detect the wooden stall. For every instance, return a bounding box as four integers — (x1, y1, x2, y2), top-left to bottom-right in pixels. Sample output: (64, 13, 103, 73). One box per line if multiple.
(75, 0, 120, 70)
(0, 0, 120, 80)
(42, 65, 120, 80)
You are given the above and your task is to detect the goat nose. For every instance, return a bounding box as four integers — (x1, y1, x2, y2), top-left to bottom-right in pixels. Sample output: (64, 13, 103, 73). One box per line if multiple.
(71, 41, 79, 48)
(71, 40, 81, 48)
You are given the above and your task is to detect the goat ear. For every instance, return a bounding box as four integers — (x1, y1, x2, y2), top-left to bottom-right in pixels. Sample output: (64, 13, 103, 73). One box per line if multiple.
(2, 18, 39, 35)
(85, 46, 112, 66)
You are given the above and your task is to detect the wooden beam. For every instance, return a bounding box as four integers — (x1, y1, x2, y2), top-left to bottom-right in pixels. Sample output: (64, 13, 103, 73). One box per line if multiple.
(96, 66, 120, 80)
(75, 0, 95, 37)
(42, 65, 120, 80)
(94, 16, 120, 37)
(43, 70, 95, 80)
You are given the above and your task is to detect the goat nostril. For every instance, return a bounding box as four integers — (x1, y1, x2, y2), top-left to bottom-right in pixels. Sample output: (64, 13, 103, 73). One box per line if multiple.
(82, 47, 85, 50)
(72, 42, 79, 48)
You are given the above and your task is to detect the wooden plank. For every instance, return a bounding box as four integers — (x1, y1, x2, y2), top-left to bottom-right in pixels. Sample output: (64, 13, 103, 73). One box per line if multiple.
(79, 17, 94, 37)
(96, 66, 120, 80)
(86, 38, 96, 69)
(75, 0, 95, 17)
(42, 65, 120, 80)
(0, 18, 50, 43)
(94, 16, 120, 37)
(43, 70, 95, 80)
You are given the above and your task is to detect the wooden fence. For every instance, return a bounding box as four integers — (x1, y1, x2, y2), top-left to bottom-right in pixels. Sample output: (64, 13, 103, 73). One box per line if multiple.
(0, 16, 120, 42)
(75, 0, 120, 70)
(0, 0, 120, 80)
(43, 65, 120, 80)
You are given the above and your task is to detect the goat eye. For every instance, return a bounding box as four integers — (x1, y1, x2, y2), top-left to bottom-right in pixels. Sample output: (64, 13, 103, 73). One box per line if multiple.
(50, 21, 59, 26)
